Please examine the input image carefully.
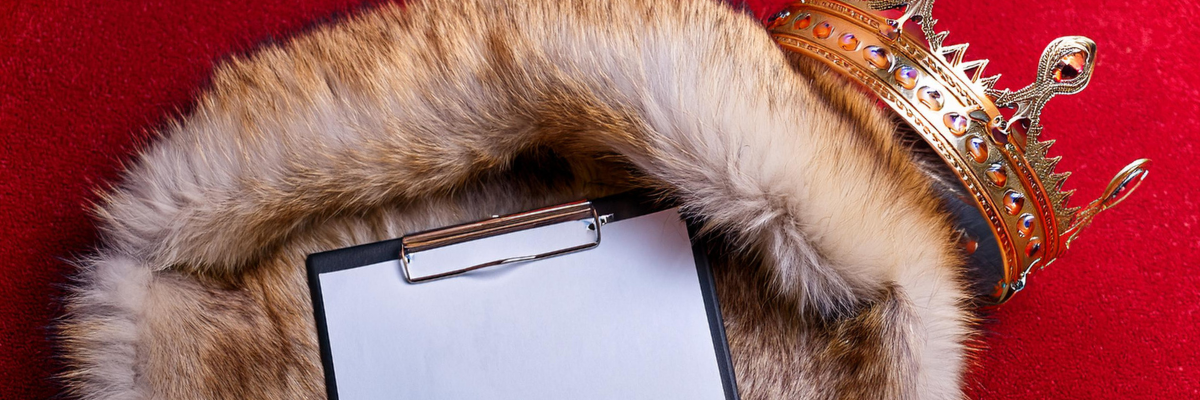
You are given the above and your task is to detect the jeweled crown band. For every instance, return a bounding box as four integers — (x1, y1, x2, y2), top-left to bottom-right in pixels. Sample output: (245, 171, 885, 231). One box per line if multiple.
(767, 0, 1149, 303)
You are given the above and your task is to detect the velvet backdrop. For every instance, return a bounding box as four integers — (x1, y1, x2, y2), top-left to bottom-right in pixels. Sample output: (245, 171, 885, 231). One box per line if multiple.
(2, 0, 1196, 398)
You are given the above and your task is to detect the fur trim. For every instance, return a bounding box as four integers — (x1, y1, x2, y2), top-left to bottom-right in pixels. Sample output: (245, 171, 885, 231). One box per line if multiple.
(60, 0, 974, 398)
(60, 254, 151, 399)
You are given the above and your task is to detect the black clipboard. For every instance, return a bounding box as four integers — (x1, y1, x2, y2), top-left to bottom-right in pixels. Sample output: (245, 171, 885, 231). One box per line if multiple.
(307, 191, 739, 399)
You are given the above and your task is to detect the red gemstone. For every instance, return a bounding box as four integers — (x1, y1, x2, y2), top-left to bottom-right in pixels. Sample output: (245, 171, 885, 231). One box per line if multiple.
(767, 11, 790, 29)
(862, 46, 892, 69)
(967, 136, 988, 163)
(1052, 51, 1088, 83)
(1025, 237, 1043, 258)
(795, 15, 812, 29)
(944, 113, 968, 135)
(839, 33, 859, 51)
(894, 66, 919, 90)
(963, 237, 979, 254)
(986, 163, 1007, 187)
(1004, 190, 1024, 215)
(1018, 214, 1036, 238)
(917, 86, 944, 111)
(881, 19, 901, 40)
(813, 22, 833, 39)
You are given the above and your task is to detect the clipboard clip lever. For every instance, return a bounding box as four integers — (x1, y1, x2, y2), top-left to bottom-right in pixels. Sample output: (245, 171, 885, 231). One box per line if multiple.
(399, 201, 610, 283)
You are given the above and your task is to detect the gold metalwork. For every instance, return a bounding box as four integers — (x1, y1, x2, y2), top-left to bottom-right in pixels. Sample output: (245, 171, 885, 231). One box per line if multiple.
(769, 0, 1149, 303)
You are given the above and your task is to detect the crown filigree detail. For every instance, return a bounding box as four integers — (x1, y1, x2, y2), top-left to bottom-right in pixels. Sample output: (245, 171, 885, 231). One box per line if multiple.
(766, 0, 1149, 303)
(986, 37, 1097, 230)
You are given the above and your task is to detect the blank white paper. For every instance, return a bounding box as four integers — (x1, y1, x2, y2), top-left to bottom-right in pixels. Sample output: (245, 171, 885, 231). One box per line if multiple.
(317, 209, 726, 400)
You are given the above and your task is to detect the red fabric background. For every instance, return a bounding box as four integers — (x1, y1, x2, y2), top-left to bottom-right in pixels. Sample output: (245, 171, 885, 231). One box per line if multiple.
(1, 0, 1195, 398)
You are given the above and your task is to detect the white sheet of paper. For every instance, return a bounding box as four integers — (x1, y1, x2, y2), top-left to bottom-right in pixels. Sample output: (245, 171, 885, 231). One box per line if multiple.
(317, 209, 726, 400)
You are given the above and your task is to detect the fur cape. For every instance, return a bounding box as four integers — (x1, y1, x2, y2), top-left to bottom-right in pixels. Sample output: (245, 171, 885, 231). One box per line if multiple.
(59, 0, 975, 398)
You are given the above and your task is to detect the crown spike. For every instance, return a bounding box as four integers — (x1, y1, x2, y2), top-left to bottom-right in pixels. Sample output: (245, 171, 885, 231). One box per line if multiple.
(978, 74, 1002, 90)
(1057, 188, 1079, 218)
(1046, 154, 1065, 171)
(959, 59, 989, 82)
(1053, 184, 1075, 200)
(1061, 204, 1081, 219)
(1045, 170, 1066, 186)
(928, 31, 949, 51)
(1039, 162, 1058, 180)
(1047, 170, 1070, 190)
(988, 88, 1016, 108)
(1025, 138, 1052, 163)
(940, 43, 968, 65)
(1037, 136, 1054, 151)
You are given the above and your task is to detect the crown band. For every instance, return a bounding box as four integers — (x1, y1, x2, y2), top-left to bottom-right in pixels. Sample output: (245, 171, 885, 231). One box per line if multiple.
(767, 0, 1149, 303)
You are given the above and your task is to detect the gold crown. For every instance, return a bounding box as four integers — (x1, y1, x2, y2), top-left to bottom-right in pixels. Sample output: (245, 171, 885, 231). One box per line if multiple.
(767, 0, 1150, 303)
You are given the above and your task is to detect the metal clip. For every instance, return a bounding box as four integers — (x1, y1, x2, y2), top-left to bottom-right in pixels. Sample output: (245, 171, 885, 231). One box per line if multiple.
(399, 201, 607, 283)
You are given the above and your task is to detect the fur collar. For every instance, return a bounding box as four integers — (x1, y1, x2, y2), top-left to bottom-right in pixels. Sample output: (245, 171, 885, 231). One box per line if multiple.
(60, 0, 973, 398)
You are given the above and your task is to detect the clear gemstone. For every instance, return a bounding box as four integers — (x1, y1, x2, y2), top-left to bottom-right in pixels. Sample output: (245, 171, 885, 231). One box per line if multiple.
(862, 46, 892, 69)
(794, 15, 812, 29)
(944, 113, 968, 135)
(839, 33, 859, 51)
(894, 66, 919, 90)
(986, 163, 1007, 187)
(917, 86, 943, 111)
(967, 136, 988, 163)
(1052, 50, 1088, 83)
(1018, 214, 1035, 237)
(1004, 190, 1024, 215)
(1025, 237, 1043, 258)
(813, 22, 833, 39)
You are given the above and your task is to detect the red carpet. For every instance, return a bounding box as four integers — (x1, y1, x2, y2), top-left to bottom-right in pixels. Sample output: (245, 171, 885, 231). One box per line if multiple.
(2, 0, 1196, 398)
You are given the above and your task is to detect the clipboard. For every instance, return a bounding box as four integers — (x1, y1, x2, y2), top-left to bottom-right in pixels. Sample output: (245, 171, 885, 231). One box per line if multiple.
(306, 191, 739, 400)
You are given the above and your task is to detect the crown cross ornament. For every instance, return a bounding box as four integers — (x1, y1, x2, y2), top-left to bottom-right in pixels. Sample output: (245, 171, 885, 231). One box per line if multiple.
(766, 0, 1149, 303)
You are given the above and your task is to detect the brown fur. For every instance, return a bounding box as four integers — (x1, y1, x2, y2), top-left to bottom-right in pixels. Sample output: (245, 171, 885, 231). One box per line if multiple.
(59, 0, 975, 398)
